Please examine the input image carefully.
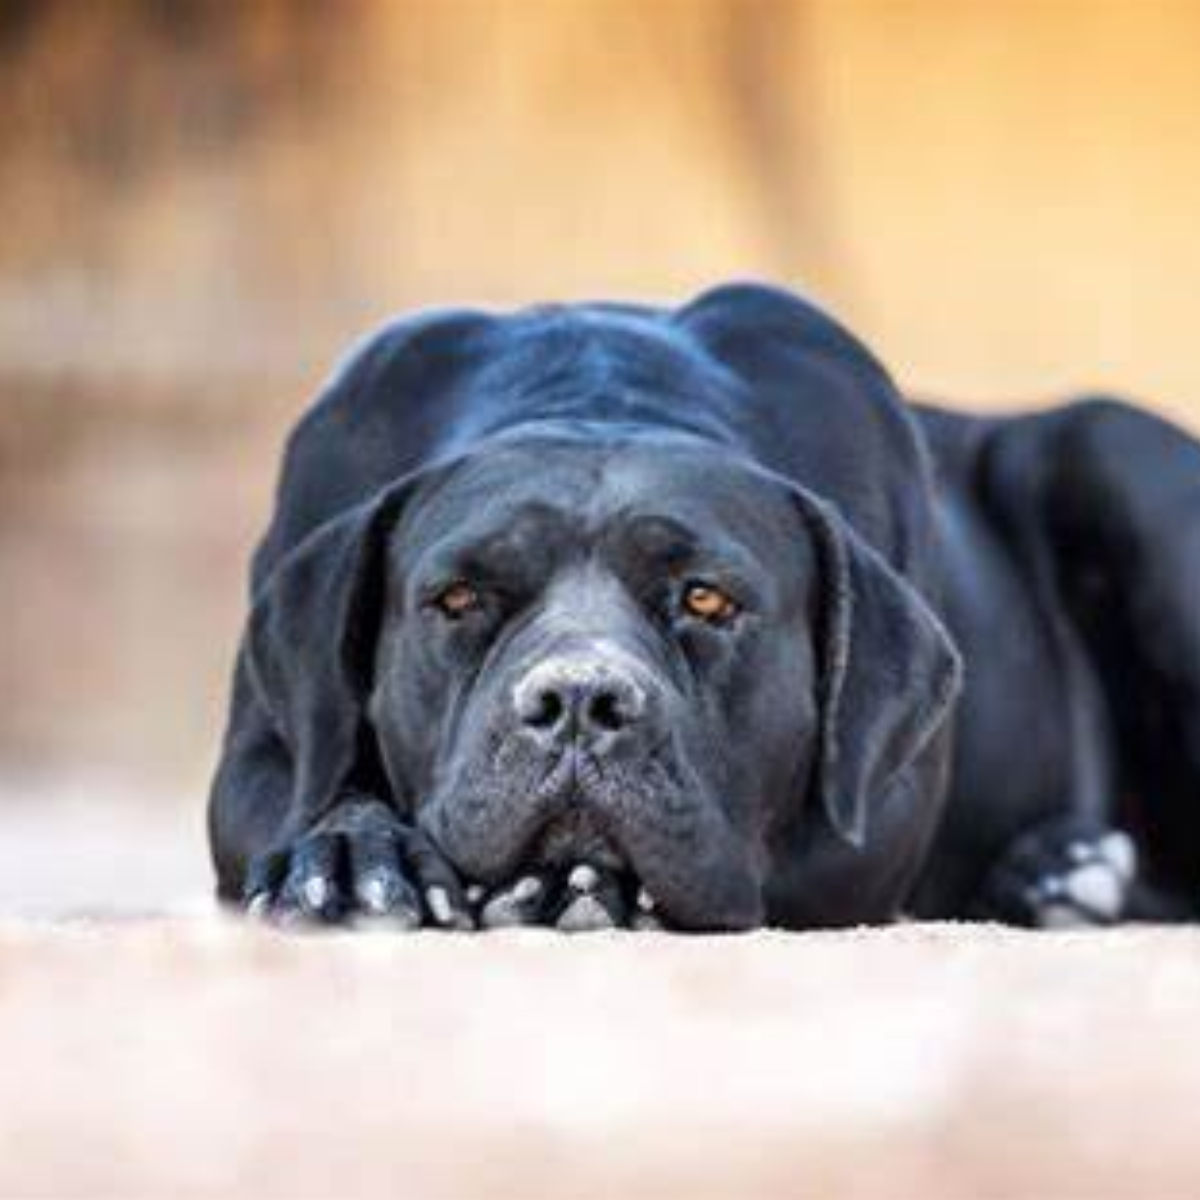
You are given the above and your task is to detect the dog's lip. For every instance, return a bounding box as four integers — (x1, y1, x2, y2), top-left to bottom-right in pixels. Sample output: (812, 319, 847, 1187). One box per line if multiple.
(528, 801, 625, 872)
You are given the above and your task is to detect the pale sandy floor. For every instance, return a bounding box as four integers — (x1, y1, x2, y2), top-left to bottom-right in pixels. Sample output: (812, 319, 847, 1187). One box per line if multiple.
(1, 787, 1198, 1199)
(2, 921, 1199, 1199)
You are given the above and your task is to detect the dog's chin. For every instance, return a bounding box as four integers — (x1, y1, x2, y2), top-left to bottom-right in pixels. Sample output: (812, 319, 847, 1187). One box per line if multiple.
(530, 805, 625, 872)
(420, 739, 765, 931)
(418, 742, 634, 885)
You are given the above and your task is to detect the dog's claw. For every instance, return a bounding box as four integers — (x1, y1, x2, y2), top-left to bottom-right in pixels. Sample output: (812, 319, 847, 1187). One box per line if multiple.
(426, 885, 453, 925)
(356, 874, 391, 915)
(352, 864, 420, 921)
(632, 887, 663, 929)
(302, 876, 332, 913)
(512, 875, 544, 904)
(1098, 831, 1137, 882)
(424, 884, 473, 930)
(568, 864, 600, 894)
(481, 875, 546, 928)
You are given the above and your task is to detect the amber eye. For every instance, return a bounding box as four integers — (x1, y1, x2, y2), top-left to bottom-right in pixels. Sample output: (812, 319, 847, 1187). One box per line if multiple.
(431, 581, 480, 619)
(681, 581, 740, 624)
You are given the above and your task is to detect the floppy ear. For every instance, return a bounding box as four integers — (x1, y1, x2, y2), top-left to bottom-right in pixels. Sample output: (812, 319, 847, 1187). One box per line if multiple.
(792, 487, 963, 847)
(244, 475, 419, 829)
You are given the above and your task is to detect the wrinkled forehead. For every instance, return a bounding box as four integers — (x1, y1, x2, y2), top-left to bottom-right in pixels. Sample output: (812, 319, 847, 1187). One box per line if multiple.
(393, 438, 808, 590)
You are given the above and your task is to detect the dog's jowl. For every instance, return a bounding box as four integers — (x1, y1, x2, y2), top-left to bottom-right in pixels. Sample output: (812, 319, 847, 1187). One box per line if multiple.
(209, 284, 1200, 931)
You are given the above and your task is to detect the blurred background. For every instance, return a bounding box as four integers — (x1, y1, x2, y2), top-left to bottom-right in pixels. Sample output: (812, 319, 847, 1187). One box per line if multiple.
(2, 0, 1199, 908)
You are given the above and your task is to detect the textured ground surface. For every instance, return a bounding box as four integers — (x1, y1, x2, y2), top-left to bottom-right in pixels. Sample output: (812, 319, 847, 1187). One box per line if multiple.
(0, 912, 1197, 1199)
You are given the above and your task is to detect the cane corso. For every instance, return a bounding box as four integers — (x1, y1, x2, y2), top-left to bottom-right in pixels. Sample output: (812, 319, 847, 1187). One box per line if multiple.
(209, 283, 1200, 931)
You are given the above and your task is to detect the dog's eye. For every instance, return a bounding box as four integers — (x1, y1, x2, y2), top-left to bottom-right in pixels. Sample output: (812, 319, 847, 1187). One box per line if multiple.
(430, 581, 481, 619)
(681, 581, 740, 625)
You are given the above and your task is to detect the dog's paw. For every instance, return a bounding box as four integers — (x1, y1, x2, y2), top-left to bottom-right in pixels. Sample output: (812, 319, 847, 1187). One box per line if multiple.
(242, 796, 474, 930)
(971, 819, 1137, 929)
(477, 862, 662, 932)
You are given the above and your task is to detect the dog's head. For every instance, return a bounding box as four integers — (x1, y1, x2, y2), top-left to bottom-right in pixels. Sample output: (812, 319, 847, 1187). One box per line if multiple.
(248, 428, 959, 930)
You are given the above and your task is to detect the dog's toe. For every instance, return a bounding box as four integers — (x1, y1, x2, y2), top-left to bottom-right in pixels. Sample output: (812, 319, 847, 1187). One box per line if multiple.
(273, 833, 345, 923)
(344, 832, 421, 927)
(349, 869, 422, 929)
(1097, 831, 1138, 882)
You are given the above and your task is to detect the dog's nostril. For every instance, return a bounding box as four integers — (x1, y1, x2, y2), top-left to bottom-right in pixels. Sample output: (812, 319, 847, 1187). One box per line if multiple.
(523, 688, 566, 730)
(515, 664, 647, 742)
(588, 690, 626, 732)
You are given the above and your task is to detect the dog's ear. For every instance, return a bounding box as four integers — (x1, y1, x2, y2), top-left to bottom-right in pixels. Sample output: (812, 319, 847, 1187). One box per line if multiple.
(244, 473, 423, 828)
(792, 487, 962, 847)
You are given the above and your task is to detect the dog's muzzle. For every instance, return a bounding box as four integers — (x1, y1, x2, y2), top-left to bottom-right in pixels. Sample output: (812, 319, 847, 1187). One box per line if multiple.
(510, 650, 658, 869)
(423, 644, 764, 930)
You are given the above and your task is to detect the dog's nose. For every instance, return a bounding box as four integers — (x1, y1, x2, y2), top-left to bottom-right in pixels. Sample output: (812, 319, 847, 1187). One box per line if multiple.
(513, 656, 647, 746)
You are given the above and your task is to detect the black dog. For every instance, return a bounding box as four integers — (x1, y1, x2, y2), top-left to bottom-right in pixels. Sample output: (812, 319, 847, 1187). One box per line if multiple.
(209, 284, 1200, 931)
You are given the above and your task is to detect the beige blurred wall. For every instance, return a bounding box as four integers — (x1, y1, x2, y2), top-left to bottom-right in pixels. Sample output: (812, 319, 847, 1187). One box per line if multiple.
(2, 0, 1199, 783)
(3, 0, 1199, 403)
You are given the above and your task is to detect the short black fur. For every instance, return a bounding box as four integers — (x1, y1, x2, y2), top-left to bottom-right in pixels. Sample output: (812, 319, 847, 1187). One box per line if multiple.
(209, 284, 1200, 930)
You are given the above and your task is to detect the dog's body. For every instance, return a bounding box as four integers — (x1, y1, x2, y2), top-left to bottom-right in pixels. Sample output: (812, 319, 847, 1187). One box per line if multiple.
(210, 284, 1200, 930)
(914, 400, 1200, 923)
